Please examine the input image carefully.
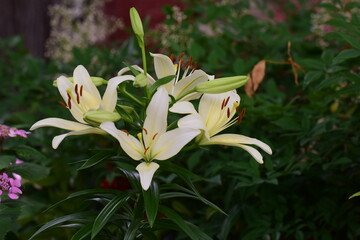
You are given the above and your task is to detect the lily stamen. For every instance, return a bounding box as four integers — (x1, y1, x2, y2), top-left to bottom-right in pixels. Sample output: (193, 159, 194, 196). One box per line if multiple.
(142, 128, 148, 135)
(221, 98, 226, 110)
(152, 132, 158, 140)
(121, 129, 129, 136)
(144, 146, 150, 154)
(67, 93, 72, 109)
(227, 108, 230, 118)
(58, 101, 67, 109)
(237, 108, 246, 124)
(80, 85, 83, 96)
(178, 52, 185, 61)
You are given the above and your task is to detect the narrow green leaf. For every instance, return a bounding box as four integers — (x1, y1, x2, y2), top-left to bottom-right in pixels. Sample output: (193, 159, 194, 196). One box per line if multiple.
(124, 221, 142, 240)
(118, 168, 142, 191)
(123, 62, 141, 76)
(29, 212, 94, 240)
(78, 152, 111, 170)
(159, 206, 212, 240)
(143, 181, 160, 227)
(160, 161, 205, 181)
(148, 75, 175, 96)
(71, 223, 92, 240)
(349, 191, 360, 199)
(91, 191, 132, 239)
(181, 176, 227, 215)
(6, 162, 49, 181)
(45, 189, 119, 212)
(218, 206, 239, 240)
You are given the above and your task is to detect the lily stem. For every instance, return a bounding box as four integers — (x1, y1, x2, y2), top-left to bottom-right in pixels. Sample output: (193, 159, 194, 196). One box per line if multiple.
(141, 46, 147, 75)
(121, 89, 145, 107)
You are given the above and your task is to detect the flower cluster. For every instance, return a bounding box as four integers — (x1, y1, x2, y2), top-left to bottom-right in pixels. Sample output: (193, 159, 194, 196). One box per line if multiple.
(31, 8, 271, 191)
(0, 125, 30, 139)
(31, 51, 271, 190)
(0, 173, 22, 200)
(46, 0, 123, 62)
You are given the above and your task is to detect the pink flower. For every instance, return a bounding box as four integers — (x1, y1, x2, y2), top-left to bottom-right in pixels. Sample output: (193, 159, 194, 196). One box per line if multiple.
(0, 125, 31, 139)
(0, 173, 22, 200)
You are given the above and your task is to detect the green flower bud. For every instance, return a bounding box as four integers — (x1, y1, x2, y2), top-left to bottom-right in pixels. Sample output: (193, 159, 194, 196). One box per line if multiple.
(53, 77, 107, 87)
(133, 73, 148, 88)
(83, 110, 121, 126)
(195, 75, 248, 94)
(130, 7, 144, 48)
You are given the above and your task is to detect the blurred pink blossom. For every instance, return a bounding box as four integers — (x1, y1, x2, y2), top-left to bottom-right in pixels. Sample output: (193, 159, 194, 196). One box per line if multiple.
(0, 125, 31, 139)
(0, 173, 22, 200)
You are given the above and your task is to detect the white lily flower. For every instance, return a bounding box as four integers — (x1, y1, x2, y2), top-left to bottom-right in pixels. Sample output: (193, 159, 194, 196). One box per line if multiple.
(118, 53, 211, 101)
(30, 65, 135, 149)
(170, 90, 272, 164)
(100, 87, 200, 190)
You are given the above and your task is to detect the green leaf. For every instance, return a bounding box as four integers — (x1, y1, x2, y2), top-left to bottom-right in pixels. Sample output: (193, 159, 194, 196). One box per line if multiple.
(123, 62, 141, 76)
(78, 152, 111, 170)
(332, 49, 360, 65)
(349, 191, 360, 199)
(331, 32, 360, 50)
(159, 206, 212, 240)
(147, 75, 175, 97)
(124, 221, 142, 240)
(71, 223, 92, 240)
(29, 212, 95, 240)
(181, 177, 227, 215)
(0, 155, 16, 169)
(45, 189, 119, 212)
(91, 191, 132, 239)
(118, 168, 142, 192)
(143, 181, 160, 227)
(124, 195, 144, 240)
(13, 145, 46, 162)
(6, 162, 49, 181)
(317, 3, 339, 11)
(218, 206, 239, 240)
(304, 71, 323, 86)
(160, 161, 205, 181)
(116, 105, 134, 124)
(0, 217, 12, 240)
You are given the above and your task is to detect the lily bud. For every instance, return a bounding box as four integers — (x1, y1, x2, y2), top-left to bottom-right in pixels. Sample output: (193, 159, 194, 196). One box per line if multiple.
(133, 73, 148, 88)
(83, 110, 121, 126)
(53, 77, 107, 87)
(195, 75, 248, 94)
(130, 7, 145, 48)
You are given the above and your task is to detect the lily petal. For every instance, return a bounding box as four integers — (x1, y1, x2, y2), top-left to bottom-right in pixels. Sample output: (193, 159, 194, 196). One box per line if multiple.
(52, 127, 105, 149)
(169, 101, 197, 114)
(201, 135, 269, 164)
(143, 87, 169, 146)
(177, 114, 208, 138)
(136, 162, 160, 191)
(209, 134, 272, 155)
(73, 65, 101, 106)
(150, 53, 176, 79)
(100, 122, 144, 160)
(57, 76, 85, 123)
(30, 118, 91, 131)
(173, 70, 208, 100)
(101, 75, 135, 112)
(151, 128, 200, 160)
(199, 91, 240, 135)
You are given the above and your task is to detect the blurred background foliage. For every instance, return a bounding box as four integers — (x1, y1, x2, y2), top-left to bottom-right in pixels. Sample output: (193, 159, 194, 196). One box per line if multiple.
(1, 0, 360, 239)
